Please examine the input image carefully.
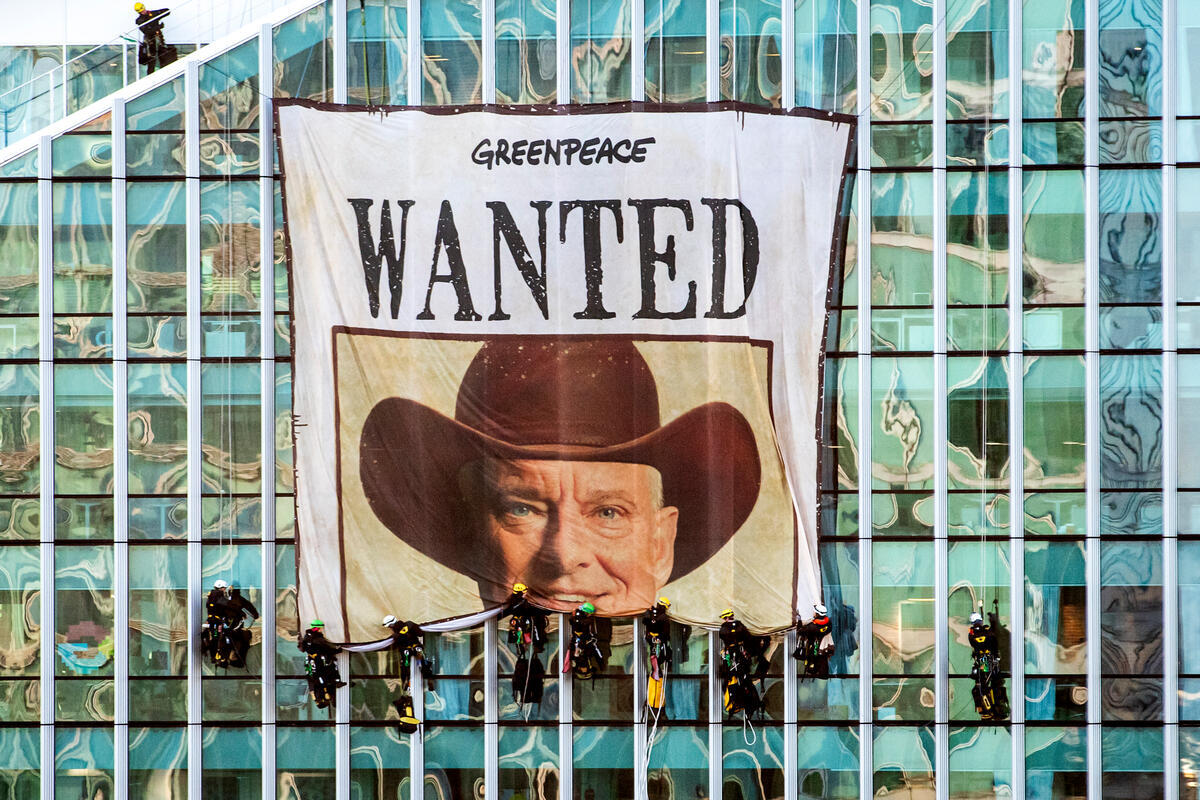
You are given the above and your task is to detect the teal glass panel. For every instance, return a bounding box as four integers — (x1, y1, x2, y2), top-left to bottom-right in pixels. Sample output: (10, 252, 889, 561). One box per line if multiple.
(200, 362, 262, 496)
(1023, 355, 1086, 490)
(868, 0, 932, 121)
(203, 316, 262, 357)
(818, 541, 859, 677)
(795, 0, 855, 112)
(872, 726, 934, 796)
(128, 181, 187, 313)
(1099, 0, 1161, 118)
(644, 726, 705, 797)
(202, 496, 263, 540)
(871, 172, 933, 307)
(274, 3, 335, 101)
(54, 363, 114, 500)
(1025, 676, 1087, 722)
(0, 181, 38, 314)
(872, 492, 933, 537)
(723, 725, 784, 799)
(821, 357, 858, 491)
(719, 0, 782, 105)
(53, 181, 113, 314)
(1024, 493, 1085, 536)
(0, 727, 38, 797)
(947, 121, 1010, 166)
(275, 362, 292, 495)
(52, 315, 112, 359)
(201, 543, 263, 676)
(496, 0, 557, 103)
(871, 123, 933, 167)
(128, 362, 187, 495)
(1023, 0, 1084, 119)
(1023, 170, 1085, 305)
(570, 0, 632, 102)
(129, 545, 186, 678)
(1100, 540, 1162, 721)
(347, 0, 409, 106)
(499, 726, 558, 795)
(1102, 727, 1163, 799)
(422, 0, 483, 104)
(129, 496, 187, 539)
(947, 357, 1009, 488)
(55, 544, 113, 679)
(52, 134, 113, 180)
(424, 726, 484, 797)
(1100, 119, 1162, 164)
(946, 0, 1007, 121)
(0, 150, 38, 179)
(202, 726, 261, 800)
(1180, 170, 1200, 308)
(350, 726, 410, 797)
(0, 544, 39, 687)
(872, 357, 934, 489)
(798, 726, 858, 799)
(949, 726, 1011, 799)
(1023, 307, 1086, 350)
(129, 727, 187, 800)
(872, 541, 933, 675)
(1100, 306, 1161, 350)
(276, 543, 303, 676)
(1099, 355, 1161, 489)
(1026, 726, 1086, 800)
(1024, 540, 1086, 677)
(127, 77, 186, 132)
(129, 676, 186, 722)
(54, 727, 114, 799)
(200, 179, 262, 312)
(277, 726, 335, 798)
(1100, 169, 1161, 303)
(1024, 120, 1086, 165)
(199, 40, 261, 132)
(871, 308, 934, 352)
(274, 183, 288, 311)
(127, 78, 186, 176)
(1180, 544, 1200, 676)
(0, 364, 40, 495)
(645, 0, 705, 103)
(947, 170, 1008, 307)
(576, 727, 633, 793)
(948, 541, 1010, 675)
(66, 45, 124, 115)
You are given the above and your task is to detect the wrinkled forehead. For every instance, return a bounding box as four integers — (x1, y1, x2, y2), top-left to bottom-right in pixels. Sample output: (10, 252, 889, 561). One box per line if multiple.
(471, 458, 663, 499)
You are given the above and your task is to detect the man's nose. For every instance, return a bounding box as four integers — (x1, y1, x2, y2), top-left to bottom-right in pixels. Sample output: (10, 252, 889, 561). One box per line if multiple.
(533, 510, 595, 575)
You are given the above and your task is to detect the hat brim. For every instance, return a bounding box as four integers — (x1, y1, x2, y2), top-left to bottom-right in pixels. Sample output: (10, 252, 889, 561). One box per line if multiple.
(359, 397, 762, 593)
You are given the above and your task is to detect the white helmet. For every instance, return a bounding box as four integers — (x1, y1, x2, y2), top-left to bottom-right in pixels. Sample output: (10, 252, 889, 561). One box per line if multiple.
(814, 603, 828, 616)
(969, 612, 983, 625)
(382, 614, 398, 627)
(213, 579, 228, 590)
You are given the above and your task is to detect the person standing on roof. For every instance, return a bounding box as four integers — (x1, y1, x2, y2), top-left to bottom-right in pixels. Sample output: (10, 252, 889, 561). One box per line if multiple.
(134, 3, 176, 74)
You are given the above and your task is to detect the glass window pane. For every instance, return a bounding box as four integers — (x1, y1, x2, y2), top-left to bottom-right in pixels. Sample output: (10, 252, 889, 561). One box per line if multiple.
(347, 0, 409, 105)
(202, 726, 261, 800)
(55, 727, 114, 799)
(0, 182, 38, 315)
(949, 726, 1011, 800)
(1023, 355, 1086, 490)
(1023, 170, 1085, 305)
(872, 357, 934, 489)
(1026, 726, 1086, 800)
(571, 0, 632, 102)
(201, 362, 262, 496)
(645, 0, 705, 103)
(873, 726, 934, 796)
(351, 725, 410, 796)
(53, 182, 113, 315)
(496, 0, 556, 103)
(1100, 541, 1162, 721)
(795, 0, 855, 112)
(1099, 355, 1162, 489)
(422, 0, 483, 104)
(1022, 0, 1084, 120)
(873, 541, 933, 676)
(0, 364, 40, 496)
(129, 545, 187, 679)
(1024, 540, 1086, 677)
(275, 3, 335, 101)
(129, 726, 187, 800)
(128, 181, 187, 313)
(869, 0, 933, 121)
(719, 0, 782, 106)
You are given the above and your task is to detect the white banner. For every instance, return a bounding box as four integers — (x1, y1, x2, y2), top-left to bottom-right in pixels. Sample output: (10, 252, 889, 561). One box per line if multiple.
(276, 103, 853, 639)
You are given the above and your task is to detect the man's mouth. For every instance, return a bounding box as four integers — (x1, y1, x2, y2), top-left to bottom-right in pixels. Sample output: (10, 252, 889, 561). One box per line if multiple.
(530, 590, 604, 611)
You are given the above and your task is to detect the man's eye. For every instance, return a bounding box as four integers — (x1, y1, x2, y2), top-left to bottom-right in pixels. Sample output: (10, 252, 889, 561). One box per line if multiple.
(505, 503, 533, 517)
(596, 507, 622, 521)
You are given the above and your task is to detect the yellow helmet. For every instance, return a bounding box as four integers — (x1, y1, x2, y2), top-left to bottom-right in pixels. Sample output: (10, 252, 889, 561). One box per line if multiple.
(512, 582, 527, 593)
(720, 609, 734, 620)
(134, 2, 145, 11)
(658, 597, 670, 607)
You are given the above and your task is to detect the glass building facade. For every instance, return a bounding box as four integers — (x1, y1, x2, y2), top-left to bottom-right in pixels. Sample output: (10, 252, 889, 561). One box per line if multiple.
(0, 0, 1193, 797)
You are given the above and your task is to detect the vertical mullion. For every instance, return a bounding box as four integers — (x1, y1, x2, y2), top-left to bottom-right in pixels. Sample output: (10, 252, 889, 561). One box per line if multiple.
(560, 616, 574, 800)
(482, 0, 496, 104)
(259, 23, 279, 800)
(557, 0, 572, 102)
(1007, 0, 1026, 793)
(332, 0, 348, 103)
(184, 57, 204, 800)
(1162, 0, 1179, 794)
(38, 132, 54, 800)
(408, 0, 422, 104)
(1083, 0, 1101, 784)
(781, 0, 794, 110)
(111, 95, 130, 800)
(484, 618, 499, 800)
(931, 0, 949, 789)
(632, 616, 647, 800)
(855, 0, 872, 790)
(631, 0, 646, 101)
(783, 629, 797, 800)
(705, 0, 719, 102)
(708, 629, 722, 800)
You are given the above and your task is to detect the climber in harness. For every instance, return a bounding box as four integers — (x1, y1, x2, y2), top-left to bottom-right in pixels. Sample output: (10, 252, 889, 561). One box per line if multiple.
(382, 615, 434, 733)
(504, 583, 549, 705)
(968, 608, 1009, 721)
(133, 3, 176, 74)
(564, 602, 606, 681)
(643, 597, 673, 712)
(793, 602, 835, 680)
(299, 619, 345, 710)
(202, 580, 259, 669)
(718, 609, 770, 719)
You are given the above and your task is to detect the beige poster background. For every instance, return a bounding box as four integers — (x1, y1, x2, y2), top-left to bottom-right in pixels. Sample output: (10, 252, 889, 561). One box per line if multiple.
(337, 332, 795, 639)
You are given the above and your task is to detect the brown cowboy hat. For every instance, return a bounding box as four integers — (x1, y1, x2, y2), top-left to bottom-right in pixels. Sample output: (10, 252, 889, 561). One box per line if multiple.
(359, 336, 762, 585)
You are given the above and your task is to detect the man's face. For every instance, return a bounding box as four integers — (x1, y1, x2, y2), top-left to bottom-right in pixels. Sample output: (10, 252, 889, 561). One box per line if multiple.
(469, 459, 678, 613)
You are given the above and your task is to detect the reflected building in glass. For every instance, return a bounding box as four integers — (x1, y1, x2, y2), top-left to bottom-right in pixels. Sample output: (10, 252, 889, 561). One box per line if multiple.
(0, 0, 1193, 797)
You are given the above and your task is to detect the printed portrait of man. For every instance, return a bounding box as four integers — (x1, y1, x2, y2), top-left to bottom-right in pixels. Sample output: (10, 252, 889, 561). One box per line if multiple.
(355, 337, 771, 617)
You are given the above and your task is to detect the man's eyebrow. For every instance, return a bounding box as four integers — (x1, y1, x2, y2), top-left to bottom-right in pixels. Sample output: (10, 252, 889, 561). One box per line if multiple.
(491, 484, 548, 502)
(581, 490, 640, 507)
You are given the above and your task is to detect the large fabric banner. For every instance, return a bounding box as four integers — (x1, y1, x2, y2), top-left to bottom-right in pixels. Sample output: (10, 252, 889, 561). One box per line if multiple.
(276, 102, 853, 639)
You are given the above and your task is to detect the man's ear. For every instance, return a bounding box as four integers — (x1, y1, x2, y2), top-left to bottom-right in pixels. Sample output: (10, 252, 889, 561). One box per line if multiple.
(652, 506, 679, 587)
